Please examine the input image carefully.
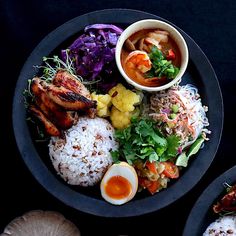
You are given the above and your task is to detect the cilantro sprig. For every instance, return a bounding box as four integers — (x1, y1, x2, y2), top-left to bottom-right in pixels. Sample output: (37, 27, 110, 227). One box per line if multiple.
(146, 46, 179, 79)
(112, 118, 180, 164)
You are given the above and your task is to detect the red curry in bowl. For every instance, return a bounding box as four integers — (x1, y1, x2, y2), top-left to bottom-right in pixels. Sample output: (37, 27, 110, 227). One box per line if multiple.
(121, 29, 181, 87)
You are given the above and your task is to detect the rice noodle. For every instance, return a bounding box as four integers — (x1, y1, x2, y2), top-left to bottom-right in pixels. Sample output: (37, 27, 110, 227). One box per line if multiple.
(149, 84, 210, 149)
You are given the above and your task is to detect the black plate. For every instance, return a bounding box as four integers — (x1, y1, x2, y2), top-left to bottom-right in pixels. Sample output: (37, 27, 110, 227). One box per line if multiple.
(12, 9, 223, 217)
(183, 166, 236, 235)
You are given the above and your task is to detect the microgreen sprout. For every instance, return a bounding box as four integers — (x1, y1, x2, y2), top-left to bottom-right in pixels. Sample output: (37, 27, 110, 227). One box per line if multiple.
(35, 49, 83, 83)
(223, 182, 232, 192)
(23, 79, 34, 108)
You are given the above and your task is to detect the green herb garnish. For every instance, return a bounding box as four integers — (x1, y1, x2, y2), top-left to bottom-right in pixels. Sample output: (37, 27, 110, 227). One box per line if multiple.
(112, 118, 180, 164)
(175, 136, 205, 167)
(146, 46, 179, 79)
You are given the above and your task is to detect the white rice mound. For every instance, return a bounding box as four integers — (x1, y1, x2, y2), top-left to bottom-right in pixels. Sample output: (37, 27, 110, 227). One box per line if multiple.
(49, 117, 118, 187)
(203, 215, 236, 236)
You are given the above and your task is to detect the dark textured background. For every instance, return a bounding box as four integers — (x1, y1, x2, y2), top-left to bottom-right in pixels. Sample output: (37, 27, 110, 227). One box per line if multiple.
(1, 0, 236, 235)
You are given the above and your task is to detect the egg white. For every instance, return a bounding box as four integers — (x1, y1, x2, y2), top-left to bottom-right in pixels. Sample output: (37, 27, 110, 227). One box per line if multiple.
(100, 162, 138, 205)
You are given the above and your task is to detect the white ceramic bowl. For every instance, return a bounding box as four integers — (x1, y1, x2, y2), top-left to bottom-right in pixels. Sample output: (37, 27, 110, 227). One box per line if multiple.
(115, 19, 189, 92)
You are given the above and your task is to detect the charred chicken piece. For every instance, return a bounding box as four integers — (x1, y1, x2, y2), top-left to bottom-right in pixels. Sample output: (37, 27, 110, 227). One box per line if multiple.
(41, 81, 96, 111)
(31, 78, 75, 129)
(85, 107, 97, 119)
(53, 70, 91, 99)
(53, 70, 96, 118)
(29, 105, 61, 136)
(213, 184, 236, 213)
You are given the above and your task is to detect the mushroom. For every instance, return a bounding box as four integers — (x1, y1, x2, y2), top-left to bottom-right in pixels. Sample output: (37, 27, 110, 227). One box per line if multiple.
(137, 38, 144, 50)
(1, 210, 81, 236)
(124, 39, 136, 51)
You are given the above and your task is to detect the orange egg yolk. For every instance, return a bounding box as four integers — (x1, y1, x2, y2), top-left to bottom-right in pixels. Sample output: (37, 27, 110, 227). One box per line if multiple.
(105, 175, 132, 199)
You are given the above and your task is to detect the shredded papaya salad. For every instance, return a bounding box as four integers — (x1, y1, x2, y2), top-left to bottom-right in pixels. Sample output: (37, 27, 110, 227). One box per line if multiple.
(149, 84, 210, 149)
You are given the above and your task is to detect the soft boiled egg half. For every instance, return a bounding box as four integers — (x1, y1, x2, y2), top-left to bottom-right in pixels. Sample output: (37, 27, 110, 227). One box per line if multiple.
(100, 162, 138, 205)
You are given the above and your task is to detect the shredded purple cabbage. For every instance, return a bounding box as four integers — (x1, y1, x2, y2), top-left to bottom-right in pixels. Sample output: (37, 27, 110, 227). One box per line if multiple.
(161, 108, 171, 114)
(61, 24, 123, 92)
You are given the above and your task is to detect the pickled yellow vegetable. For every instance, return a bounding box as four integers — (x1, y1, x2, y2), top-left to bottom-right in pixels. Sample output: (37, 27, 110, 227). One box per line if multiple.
(110, 106, 131, 129)
(91, 92, 112, 117)
(97, 107, 110, 117)
(108, 83, 140, 112)
(98, 94, 112, 106)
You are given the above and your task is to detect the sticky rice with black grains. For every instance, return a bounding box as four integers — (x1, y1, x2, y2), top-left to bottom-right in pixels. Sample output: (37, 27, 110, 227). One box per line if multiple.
(203, 215, 236, 236)
(49, 117, 118, 187)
